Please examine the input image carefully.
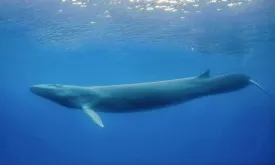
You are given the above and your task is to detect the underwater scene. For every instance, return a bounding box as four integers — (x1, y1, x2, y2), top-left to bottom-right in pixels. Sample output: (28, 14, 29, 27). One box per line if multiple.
(0, 0, 275, 164)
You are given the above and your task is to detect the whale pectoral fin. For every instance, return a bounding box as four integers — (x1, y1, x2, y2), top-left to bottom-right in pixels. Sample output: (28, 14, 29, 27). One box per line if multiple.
(82, 106, 104, 128)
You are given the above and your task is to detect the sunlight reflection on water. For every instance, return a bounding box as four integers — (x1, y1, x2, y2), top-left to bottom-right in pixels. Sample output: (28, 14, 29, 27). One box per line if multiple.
(0, 0, 273, 56)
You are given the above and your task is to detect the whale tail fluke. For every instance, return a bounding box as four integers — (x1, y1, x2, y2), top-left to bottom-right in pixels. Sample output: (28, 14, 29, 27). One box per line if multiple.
(250, 80, 273, 99)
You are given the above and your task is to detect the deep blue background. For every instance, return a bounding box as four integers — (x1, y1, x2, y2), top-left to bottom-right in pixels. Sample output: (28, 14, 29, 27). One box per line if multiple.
(1, 0, 275, 164)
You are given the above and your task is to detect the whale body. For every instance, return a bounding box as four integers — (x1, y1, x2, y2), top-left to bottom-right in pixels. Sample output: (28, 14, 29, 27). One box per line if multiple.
(30, 70, 271, 128)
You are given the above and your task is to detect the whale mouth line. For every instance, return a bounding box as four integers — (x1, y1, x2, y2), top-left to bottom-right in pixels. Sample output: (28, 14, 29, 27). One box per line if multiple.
(29, 85, 48, 95)
(30, 86, 37, 93)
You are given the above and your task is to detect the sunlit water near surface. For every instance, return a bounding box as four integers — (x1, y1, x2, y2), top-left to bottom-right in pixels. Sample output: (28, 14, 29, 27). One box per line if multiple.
(1, 0, 274, 54)
(0, 0, 275, 165)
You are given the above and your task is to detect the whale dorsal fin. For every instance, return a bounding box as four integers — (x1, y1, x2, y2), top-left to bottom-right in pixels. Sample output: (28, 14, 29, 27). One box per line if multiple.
(198, 69, 210, 78)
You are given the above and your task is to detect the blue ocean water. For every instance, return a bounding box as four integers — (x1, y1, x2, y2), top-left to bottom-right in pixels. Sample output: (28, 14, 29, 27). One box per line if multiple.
(1, 0, 275, 164)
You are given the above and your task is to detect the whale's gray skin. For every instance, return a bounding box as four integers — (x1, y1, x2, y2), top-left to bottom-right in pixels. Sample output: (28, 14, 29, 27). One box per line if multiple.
(29, 70, 271, 128)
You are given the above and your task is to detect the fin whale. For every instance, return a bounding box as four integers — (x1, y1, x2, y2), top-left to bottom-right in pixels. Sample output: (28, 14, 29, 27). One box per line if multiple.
(30, 70, 272, 128)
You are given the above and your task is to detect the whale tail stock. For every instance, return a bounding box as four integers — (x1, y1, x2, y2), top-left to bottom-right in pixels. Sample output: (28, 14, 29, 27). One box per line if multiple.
(198, 69, 273, 99)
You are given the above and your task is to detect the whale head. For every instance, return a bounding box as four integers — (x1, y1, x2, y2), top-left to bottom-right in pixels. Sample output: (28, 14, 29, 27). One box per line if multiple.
(30, 84, 79, 108)
(30, 84, 66, 97)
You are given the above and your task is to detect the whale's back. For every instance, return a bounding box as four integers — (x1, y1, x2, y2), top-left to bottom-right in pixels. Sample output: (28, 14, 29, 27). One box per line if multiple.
(91, 78, 203, 112)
